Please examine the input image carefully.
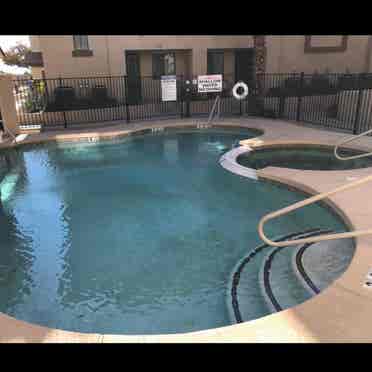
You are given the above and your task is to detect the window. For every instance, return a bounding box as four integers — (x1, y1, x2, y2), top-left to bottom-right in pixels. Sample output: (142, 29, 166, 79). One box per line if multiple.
(152, 52, 176, 79)
(304, 36, 348, 53)
(207, 50, 224, 75)
(72, 36, 93, 57)
(73, 35, 89, 50)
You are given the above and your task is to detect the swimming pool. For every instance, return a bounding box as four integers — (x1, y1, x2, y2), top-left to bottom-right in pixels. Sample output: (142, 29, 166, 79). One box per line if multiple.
(237, 146, 372, 171)
(0, 127, 353, 335)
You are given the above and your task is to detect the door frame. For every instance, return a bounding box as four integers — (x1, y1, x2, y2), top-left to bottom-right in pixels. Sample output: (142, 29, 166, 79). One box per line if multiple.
(125, 51, 142, 104)
(234, 48, 256, 83)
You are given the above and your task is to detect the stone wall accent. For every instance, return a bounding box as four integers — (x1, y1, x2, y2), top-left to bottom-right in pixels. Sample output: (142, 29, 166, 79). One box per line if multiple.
(254, 36, 266, 74)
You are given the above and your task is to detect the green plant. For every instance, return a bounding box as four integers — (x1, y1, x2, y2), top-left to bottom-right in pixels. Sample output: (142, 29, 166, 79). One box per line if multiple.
(24, 83, 46, 113)
(2, 43, 31, 67)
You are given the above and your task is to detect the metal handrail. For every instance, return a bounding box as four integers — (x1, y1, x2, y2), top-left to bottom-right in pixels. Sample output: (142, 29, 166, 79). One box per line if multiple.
(258, 174, 372, 246)
(258, 128, 372, 247)
(206, 95, 221, 125)
(334, 128, 372, 160)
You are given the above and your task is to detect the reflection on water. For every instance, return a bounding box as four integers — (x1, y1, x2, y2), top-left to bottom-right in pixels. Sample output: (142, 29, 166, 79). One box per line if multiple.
(164, 139, 178, 164)
(0, 151, 34, 314)
(0, 129, 351, 334)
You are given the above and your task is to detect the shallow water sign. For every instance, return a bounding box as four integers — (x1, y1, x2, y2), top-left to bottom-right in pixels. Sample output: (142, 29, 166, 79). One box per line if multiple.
(197, 75, 223, 93)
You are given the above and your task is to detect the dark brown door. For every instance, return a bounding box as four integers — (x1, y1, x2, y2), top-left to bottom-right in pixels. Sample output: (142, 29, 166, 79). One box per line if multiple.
(126, 52, 142, 104)
(235, 49, 255, 87)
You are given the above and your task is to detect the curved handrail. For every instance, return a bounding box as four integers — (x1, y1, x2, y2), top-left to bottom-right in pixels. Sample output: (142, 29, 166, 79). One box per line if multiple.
(258, 173, 372, 247)
(334, 128, 372, 161)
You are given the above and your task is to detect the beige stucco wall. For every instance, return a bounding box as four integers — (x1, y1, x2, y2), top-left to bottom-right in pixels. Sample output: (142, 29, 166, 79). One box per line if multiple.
(29, 36, 44, 79)
(224, 50, 235, 76)
(365, 36, 372, 73)
(37, 36, 254, 78)
(0, 75, 19, 134)
(40, 36, 112, 78)
(139, 51, 152, 76)
(29, 36, 41, 51)
(30, 67, 43, 79)
(175, 50, 187, 75)
(266, 35, 370, 73)
(34, 35, 372, 78)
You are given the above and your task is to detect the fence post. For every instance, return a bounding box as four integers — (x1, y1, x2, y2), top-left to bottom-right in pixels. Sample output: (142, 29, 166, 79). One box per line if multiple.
(185, 79, 191, 118)
(180, 75, 184, 118)
(124, 76, 130, 123)
(58, 76, 67, 129)
(255, 73, 265, 117)
(0, 74, 19, 136)
(353, 73, 363, 135)
(42, 70, 49, 105)
(278, 96, 285, 118)
(296, 72, 305, 122)
(278, 75, 285, 118)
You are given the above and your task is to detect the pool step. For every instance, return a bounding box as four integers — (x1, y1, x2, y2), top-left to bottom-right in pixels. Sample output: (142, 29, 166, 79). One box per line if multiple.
(294, 237, 355, 294)
(259, 230, 355, 314)
(228, 228, 324, 324)
(259, 233, 328, 313)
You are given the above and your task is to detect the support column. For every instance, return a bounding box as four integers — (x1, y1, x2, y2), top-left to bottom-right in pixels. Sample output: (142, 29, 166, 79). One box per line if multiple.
(192, 48, 207, 76)
(364, 35, 372, 73)
(0, 75, 19, 136)
(253, 36, 267, 116)
(254, 36, 267, 74)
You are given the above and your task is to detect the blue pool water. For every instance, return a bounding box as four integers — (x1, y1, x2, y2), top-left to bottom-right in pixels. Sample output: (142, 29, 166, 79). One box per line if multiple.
(0, 127, 350, 334)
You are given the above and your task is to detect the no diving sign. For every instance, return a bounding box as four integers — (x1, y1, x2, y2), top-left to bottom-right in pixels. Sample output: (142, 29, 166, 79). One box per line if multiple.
(197, 74, 222, 93)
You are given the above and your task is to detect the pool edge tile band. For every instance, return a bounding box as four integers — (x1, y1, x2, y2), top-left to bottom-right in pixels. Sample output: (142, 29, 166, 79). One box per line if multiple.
(219, 146, 258, 180)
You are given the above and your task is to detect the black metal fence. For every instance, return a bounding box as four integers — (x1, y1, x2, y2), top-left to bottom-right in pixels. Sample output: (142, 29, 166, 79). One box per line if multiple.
(12, 72, 372, 134)
(256, 72, 372, 134)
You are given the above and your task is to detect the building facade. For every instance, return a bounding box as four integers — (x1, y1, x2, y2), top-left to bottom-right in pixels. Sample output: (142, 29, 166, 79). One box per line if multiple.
(29, 35, 256, 81)
(28, 35, 372, 81)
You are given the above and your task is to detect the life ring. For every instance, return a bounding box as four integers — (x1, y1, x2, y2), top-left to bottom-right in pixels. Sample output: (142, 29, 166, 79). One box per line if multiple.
(232, 82, 249, 100)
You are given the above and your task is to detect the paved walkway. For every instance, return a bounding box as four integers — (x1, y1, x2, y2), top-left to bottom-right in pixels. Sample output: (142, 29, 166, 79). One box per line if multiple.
(1, 117, 372, 342)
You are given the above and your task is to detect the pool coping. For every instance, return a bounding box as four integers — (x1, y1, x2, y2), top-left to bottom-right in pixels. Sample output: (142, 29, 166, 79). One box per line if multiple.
(2, 117, 372, 342)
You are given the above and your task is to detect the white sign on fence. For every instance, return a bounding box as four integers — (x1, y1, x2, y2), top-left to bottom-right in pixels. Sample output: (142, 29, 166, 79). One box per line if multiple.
(197, 74, 223, 93)
(161, 75, 177, 101)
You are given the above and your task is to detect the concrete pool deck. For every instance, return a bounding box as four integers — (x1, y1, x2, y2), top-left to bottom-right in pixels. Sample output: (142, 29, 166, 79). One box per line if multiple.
(1, 116, 372, 342)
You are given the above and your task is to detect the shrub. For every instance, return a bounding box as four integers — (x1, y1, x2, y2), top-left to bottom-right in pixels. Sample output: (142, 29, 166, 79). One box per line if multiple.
(357, 73, 372, 90)
(24, 82, 47, 113)
(54, 86, 75, 109)
(338, 74, 358, 90)
(309, 74, 332, 91)
(91, 85, 108, 104)
(284, 76, 302, 90)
